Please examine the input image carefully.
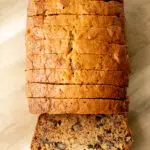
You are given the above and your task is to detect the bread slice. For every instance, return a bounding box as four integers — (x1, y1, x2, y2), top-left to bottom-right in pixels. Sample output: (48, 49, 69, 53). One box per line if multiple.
(28, 0, 124, 16)
(26, 36, 127, 56)
(31, 114, 132, 150)
(28, 98, 129, 114)
(26, 83, 126, 99)
(26, 53, 129, 71)
(27, 15, 124, 29)
(26, 26, 125, 44)
(27, 69, 128, 86)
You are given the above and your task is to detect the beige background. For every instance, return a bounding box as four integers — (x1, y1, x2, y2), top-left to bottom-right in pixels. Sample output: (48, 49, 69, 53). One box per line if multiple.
(0, 0, 150, 149)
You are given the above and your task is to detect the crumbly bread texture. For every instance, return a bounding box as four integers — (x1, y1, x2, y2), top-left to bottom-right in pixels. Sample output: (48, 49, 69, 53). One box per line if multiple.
(28, 0, 124, 16)
(26, 38, 127, 55)
(27, 15, 125, 28)
(26, 26, 125, 44)
(31, 114, 132, 150)
(26, 83, 126, 99)
(27, 69, 128, 86)
(28, 98, 129, 114)
(26, 53, 129, 71)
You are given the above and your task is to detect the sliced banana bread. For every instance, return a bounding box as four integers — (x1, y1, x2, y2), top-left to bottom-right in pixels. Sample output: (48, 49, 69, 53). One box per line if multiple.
(26, 83, 126, 99)
(27, 15, 124, 28)
(28, 98, 129, 114)
(26, 26, 125, 44)
(28, 0, 124, 16)
(26, 0, 129, 115)
(26, 38, 127, 55)
(27, 69, 128, 86)
(26, 53, 129, 71)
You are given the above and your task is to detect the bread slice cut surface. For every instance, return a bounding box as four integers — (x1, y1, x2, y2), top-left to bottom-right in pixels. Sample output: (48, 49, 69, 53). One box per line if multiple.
(31, 114, 133, 150)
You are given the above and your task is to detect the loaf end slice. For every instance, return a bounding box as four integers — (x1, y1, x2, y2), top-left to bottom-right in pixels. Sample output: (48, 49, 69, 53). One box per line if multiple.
(31, 114, 133, 150)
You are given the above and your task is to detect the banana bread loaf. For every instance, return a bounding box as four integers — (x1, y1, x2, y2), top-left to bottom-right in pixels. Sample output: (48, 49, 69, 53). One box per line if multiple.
(31, 114, 132, 150)
(26, 0, 129, 114)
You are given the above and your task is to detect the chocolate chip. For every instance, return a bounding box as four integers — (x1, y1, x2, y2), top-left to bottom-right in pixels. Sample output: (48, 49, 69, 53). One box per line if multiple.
(104, 0, 110, 2)
(96, 123, 103, 128)
(105, 129, 111, 134)
(49, 119, 62, 127)
(58, 120, 62, 125)
(95, 115, 105, 122)
(72, 122, 82, 131)
(87, 144, 94, 149)
(55, 142, 66, 150)
(38, 147, 41, 150)
(116, 13, 121, 18)
(94, 143, 101, 149)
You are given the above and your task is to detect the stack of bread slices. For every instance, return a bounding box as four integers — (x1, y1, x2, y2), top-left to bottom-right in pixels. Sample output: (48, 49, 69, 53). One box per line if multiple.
(25, 0, 133, 149)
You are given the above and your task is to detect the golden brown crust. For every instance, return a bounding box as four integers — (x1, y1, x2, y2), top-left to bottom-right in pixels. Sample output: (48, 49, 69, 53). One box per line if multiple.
(26, 26, 125, 44)
(26, 83, 126, 99)
(27, 15, 125, 29)
(31, 114, 133, 150)
(26, 53, 129, 71)
(28, 0, 124, 16)
(27, 69, 128, 86)
(28, 98, 129, 114)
